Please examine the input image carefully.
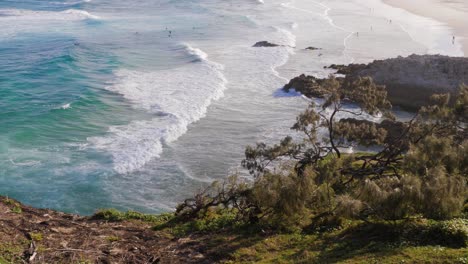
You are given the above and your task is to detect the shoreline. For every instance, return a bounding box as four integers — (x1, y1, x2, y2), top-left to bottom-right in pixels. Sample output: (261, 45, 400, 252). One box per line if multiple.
(383, 0, 468, 57)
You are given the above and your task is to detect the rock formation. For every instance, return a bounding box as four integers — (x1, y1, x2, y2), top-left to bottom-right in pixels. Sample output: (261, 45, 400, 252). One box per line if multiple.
(283, 74, 338, 98)
(327, 54, 468, 109)
(253, 41, 280, 47)
(305, 46, 321, 50)
(339, 118, 407, 146)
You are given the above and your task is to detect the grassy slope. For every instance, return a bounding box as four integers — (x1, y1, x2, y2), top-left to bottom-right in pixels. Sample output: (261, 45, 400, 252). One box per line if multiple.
(0, 198, 467, 263)
(223, 229, 468, 263)
(164, 220, 468, 263)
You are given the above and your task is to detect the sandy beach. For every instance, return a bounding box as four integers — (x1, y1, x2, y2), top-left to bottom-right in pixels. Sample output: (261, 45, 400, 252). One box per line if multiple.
(383, 0, 468, 56)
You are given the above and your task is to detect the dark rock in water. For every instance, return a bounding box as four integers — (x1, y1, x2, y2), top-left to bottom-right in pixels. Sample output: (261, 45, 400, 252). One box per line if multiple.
(326, 54, 468, 110)
(305, 46, 321, 50)
(253, 41, 280, 47)
(283, 74, 341, 98)
(326, 63, 367, 75)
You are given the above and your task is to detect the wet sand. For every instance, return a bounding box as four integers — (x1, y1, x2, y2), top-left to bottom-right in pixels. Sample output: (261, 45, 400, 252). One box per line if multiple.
(383, 0, 468, 56)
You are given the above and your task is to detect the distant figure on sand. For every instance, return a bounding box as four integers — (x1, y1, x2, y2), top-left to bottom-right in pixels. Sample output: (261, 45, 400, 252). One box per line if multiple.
(453, 36, 455, 44)
(169, 30, 172, 37)
(356, 32, 359, 37)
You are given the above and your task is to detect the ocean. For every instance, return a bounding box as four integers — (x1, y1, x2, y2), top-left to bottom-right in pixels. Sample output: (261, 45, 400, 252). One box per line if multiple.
(0, 0, 463, 214)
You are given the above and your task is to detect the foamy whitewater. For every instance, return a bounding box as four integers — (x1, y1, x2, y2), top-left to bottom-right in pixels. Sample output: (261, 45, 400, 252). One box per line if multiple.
(0, 0, 464, 214)
(89, 45, 228, 174)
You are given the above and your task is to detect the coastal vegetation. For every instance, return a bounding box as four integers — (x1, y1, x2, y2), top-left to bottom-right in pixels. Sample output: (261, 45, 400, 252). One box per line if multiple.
(0, 76, 467, 263)
(162, 76, 468, 262)
(175, 76, 467, 227)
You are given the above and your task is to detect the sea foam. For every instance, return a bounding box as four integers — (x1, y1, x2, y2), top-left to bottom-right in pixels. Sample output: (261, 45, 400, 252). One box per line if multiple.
(0, 8, 99, 21)
(89, 44, 228, 174)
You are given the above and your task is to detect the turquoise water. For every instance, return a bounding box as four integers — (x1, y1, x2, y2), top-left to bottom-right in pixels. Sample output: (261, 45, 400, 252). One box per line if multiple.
(0, 0, 284, 214)
(0, 1, 149, 213)
(0, 33, 136, 212)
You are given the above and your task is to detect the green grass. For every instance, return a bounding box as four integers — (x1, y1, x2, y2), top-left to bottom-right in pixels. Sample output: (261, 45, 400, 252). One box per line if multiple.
(147, 208, 468, 263)
(29, 232, 43, 242)
(153, 209, 246, 237)
(0, 241, 29, 263)
(93, 208, 246, 237)
(91, 208, 468, 263)
(2, 198, 23, 214)
(92, 209, 174, 225)
(2, 198, 15, 206)
(106, 236, 120, 242)
(224, 221, 468, 263)
(10, 206, 22, 214)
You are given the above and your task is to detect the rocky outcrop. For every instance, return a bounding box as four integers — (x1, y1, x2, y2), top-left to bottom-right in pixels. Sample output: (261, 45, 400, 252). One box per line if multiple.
(253, 41, 280, 47)
(339, 118, 407, 146)
(327, 55, 468, 109)
(326, 63, 367, 75)
(283, 74, 341, 98)
(305, 46, 321, 50)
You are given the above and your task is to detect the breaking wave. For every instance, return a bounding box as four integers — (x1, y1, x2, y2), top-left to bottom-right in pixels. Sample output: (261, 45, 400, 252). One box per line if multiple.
(89, 44, 228, 174)
(0, 8, 99, 20)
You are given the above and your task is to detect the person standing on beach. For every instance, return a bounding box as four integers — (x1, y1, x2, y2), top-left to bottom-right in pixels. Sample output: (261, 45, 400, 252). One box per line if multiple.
(453, 35, 455, 44)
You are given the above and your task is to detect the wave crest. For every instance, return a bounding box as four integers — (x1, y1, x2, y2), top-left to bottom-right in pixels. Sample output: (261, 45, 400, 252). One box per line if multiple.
(89, 44, 228, 174)
(0, 8, 100, 21)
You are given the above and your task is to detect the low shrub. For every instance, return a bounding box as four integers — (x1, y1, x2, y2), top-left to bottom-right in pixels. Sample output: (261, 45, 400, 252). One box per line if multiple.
(399, 219, 468, 248)
(427, 219, 468, 247)
(154, 208, 244, 236)
(92, 209, 175, 225)
(92, 209, 124, 221)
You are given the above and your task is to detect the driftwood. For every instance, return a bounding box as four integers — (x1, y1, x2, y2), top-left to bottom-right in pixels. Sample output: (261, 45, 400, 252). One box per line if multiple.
(26, 241, 37, 263)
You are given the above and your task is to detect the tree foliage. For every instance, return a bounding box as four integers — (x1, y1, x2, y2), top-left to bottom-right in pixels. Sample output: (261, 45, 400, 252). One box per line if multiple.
(176, 78, 468, 229)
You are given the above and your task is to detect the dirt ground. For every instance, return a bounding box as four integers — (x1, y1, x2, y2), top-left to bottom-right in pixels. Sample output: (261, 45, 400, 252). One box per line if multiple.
(0, 196, 224, 264)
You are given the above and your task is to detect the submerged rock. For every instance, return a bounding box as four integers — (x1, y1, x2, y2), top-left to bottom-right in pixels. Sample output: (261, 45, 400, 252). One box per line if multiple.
(305, 46, 321, 50)
(253, 41, 280, 47)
